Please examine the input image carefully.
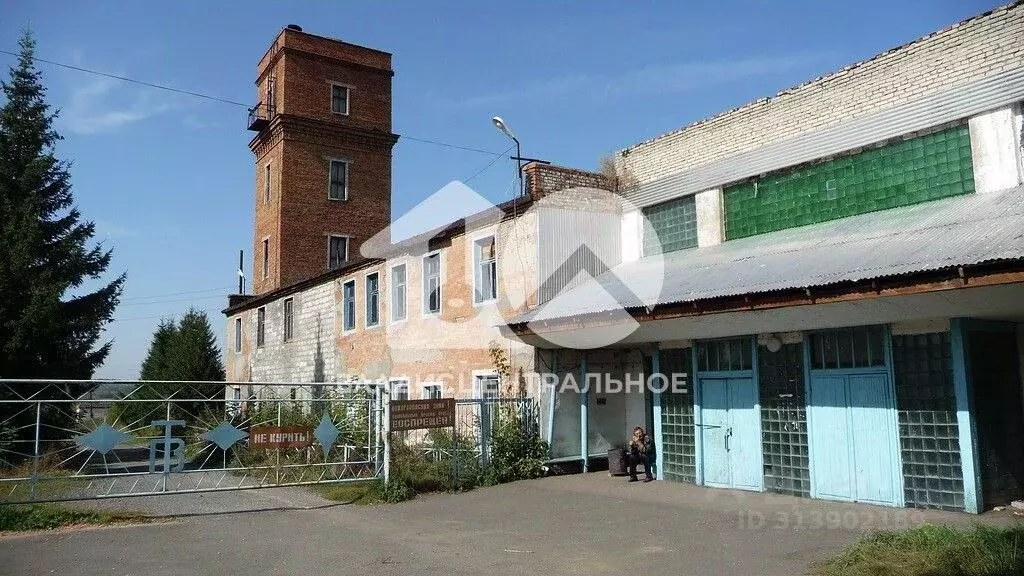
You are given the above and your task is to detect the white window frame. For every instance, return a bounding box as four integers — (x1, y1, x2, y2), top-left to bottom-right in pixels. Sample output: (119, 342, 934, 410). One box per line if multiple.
(329, 82, 351, 116)
(328, 235, 350, 270)
(261, 237, 270, 280)
(422, 382, 443, 400)
(328, 158, 349, 201)
(472, 233, 498, 305)
(389, 378, 410, 401)
(364, 270, 381, 329)
(390, 261, 407, 323)
(282, 297, 294, 342)
(264, 163, 272, 205)
(421, 250, 443, 317)
(256, 306, 266, 348)
(472, 370, 500, 399)
(342, 279, 357, 333)
(234, 317, 242, 353)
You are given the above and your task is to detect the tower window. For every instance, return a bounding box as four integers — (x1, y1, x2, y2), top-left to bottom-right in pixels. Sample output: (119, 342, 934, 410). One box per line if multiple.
(264, 164, 271, 205)
(329, 159, 348, 201)
(331, 84, 349, 115)
(328, 235, 349, 270)
(234, 317, 242, 353)
(262, 238, 270, 279)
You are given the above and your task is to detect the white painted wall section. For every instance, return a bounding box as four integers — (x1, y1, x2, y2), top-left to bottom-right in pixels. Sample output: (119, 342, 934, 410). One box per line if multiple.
(695, 188, 724, 247)
(969, 105, 1023, 194)
(621, 209, 642, 262)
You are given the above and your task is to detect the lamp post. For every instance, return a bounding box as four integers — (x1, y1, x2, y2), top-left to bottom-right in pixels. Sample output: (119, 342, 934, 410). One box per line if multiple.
(492, 116, 523, 197)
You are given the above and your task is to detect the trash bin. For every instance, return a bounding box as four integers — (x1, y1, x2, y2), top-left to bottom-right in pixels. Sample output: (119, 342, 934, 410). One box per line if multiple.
(608, 447, 627, 476)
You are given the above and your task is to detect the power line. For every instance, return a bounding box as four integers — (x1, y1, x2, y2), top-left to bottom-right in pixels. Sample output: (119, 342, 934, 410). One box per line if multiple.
(120, 286, 233, 302)
(111, 305, 222, 323)
(465, 144, 515, 183)
(2, 49, 505, 157)
(0, 50, 250, 108)
(119, 293, 229, 307)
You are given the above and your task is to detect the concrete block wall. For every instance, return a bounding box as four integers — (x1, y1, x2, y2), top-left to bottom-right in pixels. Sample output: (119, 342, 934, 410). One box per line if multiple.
(618, 3, 1024, 186)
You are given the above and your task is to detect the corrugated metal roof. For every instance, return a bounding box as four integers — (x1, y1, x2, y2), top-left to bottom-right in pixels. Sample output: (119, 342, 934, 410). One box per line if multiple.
(625, 66, 1024, 208)
(509, 186, 1024, 324)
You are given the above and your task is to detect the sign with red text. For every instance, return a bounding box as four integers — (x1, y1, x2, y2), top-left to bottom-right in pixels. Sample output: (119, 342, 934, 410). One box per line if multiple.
(249, 426, 314, 449)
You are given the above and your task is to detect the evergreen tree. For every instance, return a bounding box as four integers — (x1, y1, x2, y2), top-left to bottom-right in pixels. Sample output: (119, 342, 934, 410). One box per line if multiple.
(139, 319, 177, 381)
(0, 31, 124, 380)
(164, 309, 225, 383)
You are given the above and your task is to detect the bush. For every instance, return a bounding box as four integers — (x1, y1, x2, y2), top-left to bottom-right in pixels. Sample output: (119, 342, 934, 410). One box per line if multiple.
(814, 523, 1024, 576)
(480, 404, 548, 486)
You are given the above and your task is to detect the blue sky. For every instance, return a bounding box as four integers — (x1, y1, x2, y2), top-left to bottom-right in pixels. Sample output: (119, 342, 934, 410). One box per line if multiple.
(2, 0, 998, 379)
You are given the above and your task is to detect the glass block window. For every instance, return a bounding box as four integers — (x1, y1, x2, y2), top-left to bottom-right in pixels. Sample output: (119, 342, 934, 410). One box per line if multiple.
(759, 342, 810, 498)
(892, 332, 964, 511)
(723, 124, 975, 240)
(697, 338, 752, 372)
(660, 348, 696, 483)
(642, 195, 698, 255)
(809, 327, 885, 370)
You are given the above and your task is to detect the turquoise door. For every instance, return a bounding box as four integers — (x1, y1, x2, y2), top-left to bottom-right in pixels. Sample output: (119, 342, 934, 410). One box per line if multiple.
(700, 377, 762, 490)
(809, 372, 899, 505)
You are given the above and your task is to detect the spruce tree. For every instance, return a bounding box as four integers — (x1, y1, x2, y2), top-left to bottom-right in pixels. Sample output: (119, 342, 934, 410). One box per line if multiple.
(0, 32, 124, 380)
(139, 319, 177, 381)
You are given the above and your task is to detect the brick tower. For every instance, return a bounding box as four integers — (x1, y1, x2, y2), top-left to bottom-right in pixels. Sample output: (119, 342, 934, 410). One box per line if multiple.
(247, 25, 397, 294)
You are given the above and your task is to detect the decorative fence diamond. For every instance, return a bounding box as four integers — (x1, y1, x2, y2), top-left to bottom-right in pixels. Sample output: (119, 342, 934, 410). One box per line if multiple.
(202, 421, 249, 450)
(314, 414, 340, 455)
(75, 423, 132, 455)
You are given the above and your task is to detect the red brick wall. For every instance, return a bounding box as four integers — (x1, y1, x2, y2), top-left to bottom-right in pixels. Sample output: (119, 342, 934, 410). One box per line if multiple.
(249, 27, 396, 294)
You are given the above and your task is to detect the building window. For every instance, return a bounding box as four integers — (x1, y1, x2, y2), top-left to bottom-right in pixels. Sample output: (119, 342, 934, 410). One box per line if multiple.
(256, 307, 266, 347)
(423, 252, 441, 315)
(390, 379, 409, 401)
(328, 235, 348, 270)
(365, 272, 380, 327)
(264, 164, 271, 205)
(234, 317, 242, 353)
(329, 159, 348, 201)
(289, 387, 297, 401)
(696, 338, 752, 372)
(331, 84, 349, 115)
(473, 235, 497, 304)
(262, 238, 270, 279)
(282, 298, 294, 342)
(423, 383, 442, 400)
(475, 374, 500, 400)
(390, 263, 406, 322)
(809, 327, 885, 370)
(643, 195, 698, 255)
(342, 280, 356, 332)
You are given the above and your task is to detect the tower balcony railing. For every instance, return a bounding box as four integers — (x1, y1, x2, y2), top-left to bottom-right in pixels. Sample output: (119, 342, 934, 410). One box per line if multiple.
(247, 102, 276, 132)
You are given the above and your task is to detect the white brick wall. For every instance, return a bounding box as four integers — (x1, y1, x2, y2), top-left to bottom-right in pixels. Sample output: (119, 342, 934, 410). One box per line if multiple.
(619, 4, 1024, 186)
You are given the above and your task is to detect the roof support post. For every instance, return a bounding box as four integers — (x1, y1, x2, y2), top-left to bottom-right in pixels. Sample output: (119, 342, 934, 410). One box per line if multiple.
(951, 318, 983, 513)
(580, 351, 589, 472)
(651, 342, 664, 481)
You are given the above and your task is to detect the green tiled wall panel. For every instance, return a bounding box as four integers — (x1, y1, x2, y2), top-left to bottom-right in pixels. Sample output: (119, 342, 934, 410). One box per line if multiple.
(643, 195, 698, 255)
(723, 125, 975, 240)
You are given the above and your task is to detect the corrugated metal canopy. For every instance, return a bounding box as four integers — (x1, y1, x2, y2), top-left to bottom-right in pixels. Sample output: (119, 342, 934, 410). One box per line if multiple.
(509, 185, 1024, 325)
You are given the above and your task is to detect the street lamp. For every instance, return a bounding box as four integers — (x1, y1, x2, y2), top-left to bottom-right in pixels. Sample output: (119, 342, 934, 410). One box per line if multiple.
(492, 116, 523, 197)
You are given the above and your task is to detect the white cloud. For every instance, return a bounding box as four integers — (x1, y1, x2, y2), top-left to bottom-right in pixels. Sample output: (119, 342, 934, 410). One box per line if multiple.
(451, 54, 826, 108)
(63, 76, 177, 135)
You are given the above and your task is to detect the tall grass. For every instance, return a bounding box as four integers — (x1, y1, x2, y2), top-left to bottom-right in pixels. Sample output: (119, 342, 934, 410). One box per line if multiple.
(814, 523, 1024, 576)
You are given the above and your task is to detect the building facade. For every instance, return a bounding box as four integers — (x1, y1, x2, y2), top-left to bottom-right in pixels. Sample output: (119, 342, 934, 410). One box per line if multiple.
(507, 2, 1024, 514)
(228, 5, 1024, 514)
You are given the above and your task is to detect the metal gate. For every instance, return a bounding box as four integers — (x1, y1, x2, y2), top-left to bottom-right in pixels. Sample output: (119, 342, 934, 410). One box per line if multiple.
(0, 380, 385, 504)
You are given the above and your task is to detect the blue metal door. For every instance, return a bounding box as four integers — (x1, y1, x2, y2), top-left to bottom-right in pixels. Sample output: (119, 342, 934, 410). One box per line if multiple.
(809, 372, 899, 505)
(700, 377, 761, 490)
(701, 378, 730, 487)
